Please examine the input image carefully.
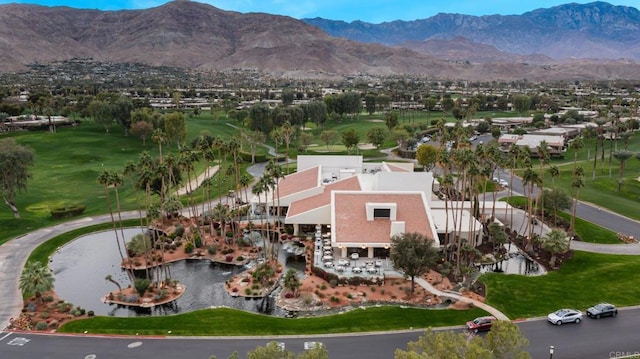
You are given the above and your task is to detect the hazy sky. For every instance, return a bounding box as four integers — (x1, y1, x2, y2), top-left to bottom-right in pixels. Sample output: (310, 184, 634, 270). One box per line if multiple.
(2, 0, 640, 22)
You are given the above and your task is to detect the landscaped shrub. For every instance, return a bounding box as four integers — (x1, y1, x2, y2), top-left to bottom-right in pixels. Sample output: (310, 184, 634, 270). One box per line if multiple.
(43, 295, 54, 302)
(134, 278, 151, 296)
(225, 255, 234, 262)
(245, 288, 252, 295)
(35, 321, 48, 330)
(194, 233, 203, 248)
(57, 302, 72, 312)
(174, 225, 185, 237)
(207, 245, 217, 255)
(126, 233, 152, 256)
(125, 294, 140, 303)
(184, 242, 194, 254)
(50, 204, 86, 219)
(41, 311, 49, 319)
(236, 255, 244, 261)
(87, 311, 94, 317)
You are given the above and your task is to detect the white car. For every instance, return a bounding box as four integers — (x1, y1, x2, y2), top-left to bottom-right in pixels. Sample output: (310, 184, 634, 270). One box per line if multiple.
(304, 341, 325, 350)
(498, 179, 509, 187)
(548, 308, 583, 325)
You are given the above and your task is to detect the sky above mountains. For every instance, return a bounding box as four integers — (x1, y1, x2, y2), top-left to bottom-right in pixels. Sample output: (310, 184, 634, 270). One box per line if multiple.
(1, 0, 639, 22)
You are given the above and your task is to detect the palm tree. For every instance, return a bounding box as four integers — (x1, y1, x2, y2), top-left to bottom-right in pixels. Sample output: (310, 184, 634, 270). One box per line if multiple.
(252, 176, 270, 259)
(239, 173, 253, 222)
(440, 173, 454, 262)
(485, 144, 503, 220)
(613, 150, 634, 192)
(570, 166, 585, 242)
(263, 163, 282, 260)
(98, 170, 133, 283)
(521, 165, 540, 250)
(582, 127, 595, 160)
(19, 261, 55, 304)
(548, 165, 560, 227)
(592, 119, 606, 179)
(536, 141, 549, 236)
(620, 131, 632, 150)
(570, 137, 584, 171)
(212, 136, 225, 199)
(178, 147, 200, 218)
(541, 229, 570, 268)
(225, 138, 242, 207)
(507, 144, 523, 226)
(452, 147, 475, 276)
(212, 202, 231, 243)
(105, 274, 122, 293)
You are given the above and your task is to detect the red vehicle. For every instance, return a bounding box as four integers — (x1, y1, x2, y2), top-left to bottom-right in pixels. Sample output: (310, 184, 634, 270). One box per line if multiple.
(466, 316, 496, 333)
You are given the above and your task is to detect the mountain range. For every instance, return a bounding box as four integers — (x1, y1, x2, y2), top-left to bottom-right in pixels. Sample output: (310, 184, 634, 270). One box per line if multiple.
(1, 0, 640, 81)
(303, 1, 640, 61)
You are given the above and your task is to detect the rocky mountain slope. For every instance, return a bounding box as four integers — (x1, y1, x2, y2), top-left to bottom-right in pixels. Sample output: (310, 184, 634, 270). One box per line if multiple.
(304, 1, 640, 61)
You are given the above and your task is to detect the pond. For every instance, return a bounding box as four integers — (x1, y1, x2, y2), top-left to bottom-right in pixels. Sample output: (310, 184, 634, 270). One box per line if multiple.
(50, 228, 301, 317)
(477, 243, 547, 276)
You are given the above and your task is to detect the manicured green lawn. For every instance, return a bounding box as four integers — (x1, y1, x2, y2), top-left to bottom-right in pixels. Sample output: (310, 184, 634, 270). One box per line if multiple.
(482, 251, 640, 319)
(58, 306, 487, 336)
(519, 135, 640, 221)
(556, 212, 620, 244)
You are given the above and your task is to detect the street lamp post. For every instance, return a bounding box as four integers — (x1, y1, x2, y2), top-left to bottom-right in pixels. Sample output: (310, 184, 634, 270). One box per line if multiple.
(549, 345, 554, 359)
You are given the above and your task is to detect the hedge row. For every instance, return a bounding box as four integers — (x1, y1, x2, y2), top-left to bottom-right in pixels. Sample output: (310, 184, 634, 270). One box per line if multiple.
(50, 205, 86, 219)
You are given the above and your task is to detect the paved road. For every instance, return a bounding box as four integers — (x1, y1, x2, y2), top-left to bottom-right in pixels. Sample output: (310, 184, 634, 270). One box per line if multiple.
(492, 167, 640, 246)
(3, 310, 640, 359)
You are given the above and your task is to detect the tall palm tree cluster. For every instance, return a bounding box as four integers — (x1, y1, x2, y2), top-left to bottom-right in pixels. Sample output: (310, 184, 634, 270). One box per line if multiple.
(435, 121, 505, 279)
(432, 117, 611, 277)
(96, 128, 254, 297)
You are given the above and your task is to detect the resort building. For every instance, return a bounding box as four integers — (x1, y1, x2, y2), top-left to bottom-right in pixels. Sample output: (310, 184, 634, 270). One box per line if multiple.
(498, 134, 567, 157)
(252, 156, 484, 262)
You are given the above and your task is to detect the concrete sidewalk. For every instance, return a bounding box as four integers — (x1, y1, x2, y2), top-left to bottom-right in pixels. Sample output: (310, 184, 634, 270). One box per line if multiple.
(414, 277, 509, 320)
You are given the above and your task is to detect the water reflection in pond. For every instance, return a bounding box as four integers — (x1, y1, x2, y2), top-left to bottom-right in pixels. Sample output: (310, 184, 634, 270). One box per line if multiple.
(50, 228, 290, 317)
(478, 244, 547, 276)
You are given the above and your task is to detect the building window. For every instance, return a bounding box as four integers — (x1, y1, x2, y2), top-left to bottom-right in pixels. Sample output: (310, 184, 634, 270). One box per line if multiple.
(366, 202, 397, 221)
(373, 208, 391, 218)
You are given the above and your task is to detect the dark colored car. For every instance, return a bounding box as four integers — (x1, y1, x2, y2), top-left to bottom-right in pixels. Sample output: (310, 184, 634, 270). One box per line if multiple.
(586, 303, 618, 319)
(466, 316, 496, 333)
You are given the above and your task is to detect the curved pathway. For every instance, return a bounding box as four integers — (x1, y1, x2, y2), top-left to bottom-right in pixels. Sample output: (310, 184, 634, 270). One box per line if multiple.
(414, 277, 509, 320)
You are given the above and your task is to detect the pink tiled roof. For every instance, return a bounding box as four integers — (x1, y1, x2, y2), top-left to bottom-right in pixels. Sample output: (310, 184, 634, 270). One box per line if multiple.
(334, 192, 434, 244)
(386, 163, 411, 172)
(287, 176, 361, 217)
(276, 166, 319, 198)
